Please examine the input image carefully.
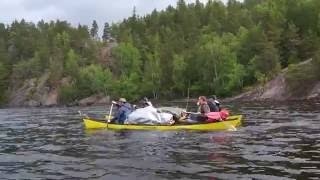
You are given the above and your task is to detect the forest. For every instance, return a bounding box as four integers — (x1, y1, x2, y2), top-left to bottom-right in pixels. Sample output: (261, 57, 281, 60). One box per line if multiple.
(0, 0, 320, 105)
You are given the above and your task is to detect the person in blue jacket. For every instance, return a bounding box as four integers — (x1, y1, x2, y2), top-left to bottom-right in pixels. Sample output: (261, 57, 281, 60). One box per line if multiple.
(111, 98, 133, 124)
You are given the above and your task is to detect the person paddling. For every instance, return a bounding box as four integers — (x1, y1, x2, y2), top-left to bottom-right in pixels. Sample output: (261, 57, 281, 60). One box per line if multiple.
(196, 96, 211, 122)
(179, 96, 210, 123)
(110, 98, 133, 124)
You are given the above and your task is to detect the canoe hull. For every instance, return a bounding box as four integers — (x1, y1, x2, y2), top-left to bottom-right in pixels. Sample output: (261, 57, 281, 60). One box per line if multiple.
(83, 115, 242, 131)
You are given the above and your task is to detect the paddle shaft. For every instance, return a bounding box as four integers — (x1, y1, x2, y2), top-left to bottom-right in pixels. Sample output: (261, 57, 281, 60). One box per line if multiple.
(185, 87, 190, 111)
(107, 103, 114, 123)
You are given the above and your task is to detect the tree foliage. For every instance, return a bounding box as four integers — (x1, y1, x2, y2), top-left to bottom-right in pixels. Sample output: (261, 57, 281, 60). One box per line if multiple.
(102, 22, 111, 42)
(90, 20, 99, 40)
(0, 19, 102, 105)
(110, 0, 320, 98)
(78, 64, 113, 96)
(0, 62, 9, 104)
(65, 49, 80, 77)
(112, 42, 142, 76)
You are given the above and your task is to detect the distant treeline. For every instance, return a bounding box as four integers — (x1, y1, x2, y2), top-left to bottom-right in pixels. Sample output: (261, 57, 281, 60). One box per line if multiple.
(0, 0, 320, 105)
(111, 0, 320, 98)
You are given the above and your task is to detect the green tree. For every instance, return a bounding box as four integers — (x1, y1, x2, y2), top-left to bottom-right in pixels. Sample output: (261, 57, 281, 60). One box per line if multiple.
(58, 84, 80, 104)
(113, 73, 141, 101)
(0, 38, 8, 64)
(251, 40, 281, 79)
(197, 33, 245, 96)
(142, 51, 161, 99)
(236, 25, 279, 85)
(112, 42, 141, 76)
(65, 49, 80, 77)
(54, 31, 71, 55)
(78, 64, 113, 96)
(172, 54, 187, 95)
(0, 62, 9, 104)
(251, 0, 285, 45)
(285, 51, 320, 95)
(12, 53, 42, 81)
(8, 20, 40, 63)
(280, 22, 301, 67)
(102, 22, 111, 42)
(90, 20, 99, 40)
(226, 0, 252, 34)
(299, 30, 320, 60)
(142, 34, 162, 99)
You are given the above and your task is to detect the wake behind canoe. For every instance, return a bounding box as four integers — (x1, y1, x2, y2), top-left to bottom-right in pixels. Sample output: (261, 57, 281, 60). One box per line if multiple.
(83, 115, 242, 131)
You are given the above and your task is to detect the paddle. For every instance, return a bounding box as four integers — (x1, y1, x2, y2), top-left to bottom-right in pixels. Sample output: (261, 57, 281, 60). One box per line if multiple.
(184, 111, 201, 115)
(185, 87, 190, 111)
(107, 102, 114, 123)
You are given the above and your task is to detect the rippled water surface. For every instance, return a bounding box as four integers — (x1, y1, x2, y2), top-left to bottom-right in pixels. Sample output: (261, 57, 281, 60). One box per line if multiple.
(0, 101, 319, 179)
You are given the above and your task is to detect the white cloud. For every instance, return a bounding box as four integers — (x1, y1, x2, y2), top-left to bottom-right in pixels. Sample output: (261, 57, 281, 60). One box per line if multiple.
(0, 0, 215, 26)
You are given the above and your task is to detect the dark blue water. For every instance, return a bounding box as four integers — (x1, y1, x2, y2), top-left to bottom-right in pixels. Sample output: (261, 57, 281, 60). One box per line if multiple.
(0, 101, 319, 179)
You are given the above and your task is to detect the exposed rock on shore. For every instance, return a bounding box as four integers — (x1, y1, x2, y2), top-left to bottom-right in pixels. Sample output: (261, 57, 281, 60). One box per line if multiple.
(227, 60, 319, 102)
(78, 94, 110, 106)
(8, 72, 58, 107)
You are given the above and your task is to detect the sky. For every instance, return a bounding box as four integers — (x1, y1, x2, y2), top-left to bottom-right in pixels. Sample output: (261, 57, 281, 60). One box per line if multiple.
(0, 0, 223, 27)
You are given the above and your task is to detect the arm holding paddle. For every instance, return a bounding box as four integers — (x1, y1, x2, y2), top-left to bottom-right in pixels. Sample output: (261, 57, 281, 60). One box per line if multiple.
(178, 96, 209, 122)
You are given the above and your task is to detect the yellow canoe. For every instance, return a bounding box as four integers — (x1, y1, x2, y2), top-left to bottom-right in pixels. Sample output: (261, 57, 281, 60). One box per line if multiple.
(83, 115, 242, 131)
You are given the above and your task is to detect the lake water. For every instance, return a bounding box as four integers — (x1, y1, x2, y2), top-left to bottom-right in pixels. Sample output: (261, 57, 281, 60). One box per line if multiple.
(0, 101, 319, 179)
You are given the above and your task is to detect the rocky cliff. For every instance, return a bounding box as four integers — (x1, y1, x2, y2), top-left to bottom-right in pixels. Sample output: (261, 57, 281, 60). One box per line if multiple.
(7, 43, 117, 107)
(8, 73, 111, 107)
(8, 72, 58, 107)
(228, 59, 320, 102)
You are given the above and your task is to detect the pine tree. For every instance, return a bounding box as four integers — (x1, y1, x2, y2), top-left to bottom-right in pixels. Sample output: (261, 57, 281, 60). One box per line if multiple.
(90, 20, 99, 40)
(102, 22, 111, 42)
(280, 22, 301, 67)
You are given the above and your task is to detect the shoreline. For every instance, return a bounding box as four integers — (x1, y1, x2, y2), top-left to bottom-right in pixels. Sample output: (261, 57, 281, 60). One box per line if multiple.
(2, 97, 319, 109)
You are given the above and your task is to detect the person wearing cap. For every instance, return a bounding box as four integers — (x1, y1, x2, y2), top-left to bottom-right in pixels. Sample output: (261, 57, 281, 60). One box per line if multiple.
(111, 98, 133, 124)
(207, 95, 220, 112)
